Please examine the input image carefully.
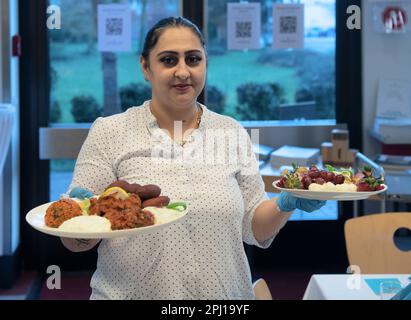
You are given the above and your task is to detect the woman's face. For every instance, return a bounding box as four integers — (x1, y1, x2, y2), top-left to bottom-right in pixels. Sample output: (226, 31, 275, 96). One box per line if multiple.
(141, 27, 206, 110)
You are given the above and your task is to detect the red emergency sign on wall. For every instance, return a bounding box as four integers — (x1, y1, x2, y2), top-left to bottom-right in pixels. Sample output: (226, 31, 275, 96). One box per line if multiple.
(12, 35, 21, 57)
(382, 6, 408, 32)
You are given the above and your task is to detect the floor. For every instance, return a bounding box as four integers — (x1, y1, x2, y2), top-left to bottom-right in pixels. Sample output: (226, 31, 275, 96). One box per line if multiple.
(0, 268, 314, 300)
(0, 271, 40, 300)
(37, 271, 93, 300)
(254, 268, 314, 300)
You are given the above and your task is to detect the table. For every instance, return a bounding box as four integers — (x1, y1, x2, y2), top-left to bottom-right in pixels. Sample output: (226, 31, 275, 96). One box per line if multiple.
(303, 274, 411, 300)
(383, 172, 411, 203)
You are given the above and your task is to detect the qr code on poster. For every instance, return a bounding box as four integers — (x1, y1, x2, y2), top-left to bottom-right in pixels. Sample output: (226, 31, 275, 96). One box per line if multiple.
(280, 16, 297, 34)
(235, 21, 252, 38)
(105, 18, 123, 36)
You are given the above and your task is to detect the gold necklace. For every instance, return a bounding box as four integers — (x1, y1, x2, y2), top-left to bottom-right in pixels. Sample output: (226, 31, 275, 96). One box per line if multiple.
(181, 105, 203, 146)
(149, 103, 203, 146)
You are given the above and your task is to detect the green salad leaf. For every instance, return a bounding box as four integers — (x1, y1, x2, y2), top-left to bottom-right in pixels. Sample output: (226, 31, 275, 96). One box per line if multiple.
(325, 164, 337, 172)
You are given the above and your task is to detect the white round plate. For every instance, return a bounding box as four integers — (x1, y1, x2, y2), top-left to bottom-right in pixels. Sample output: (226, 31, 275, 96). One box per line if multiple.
(26, 201, 188, 239)
(273, 180, 388, 201)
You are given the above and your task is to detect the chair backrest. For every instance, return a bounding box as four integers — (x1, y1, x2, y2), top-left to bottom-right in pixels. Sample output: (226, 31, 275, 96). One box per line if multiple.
(253, 278, 273, 300)
(344, 212, 411, 274)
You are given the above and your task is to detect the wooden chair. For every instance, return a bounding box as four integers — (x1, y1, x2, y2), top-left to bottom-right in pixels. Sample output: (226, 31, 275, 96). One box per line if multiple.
(253, 278, 273, 300)
(344, 212, 411, 274)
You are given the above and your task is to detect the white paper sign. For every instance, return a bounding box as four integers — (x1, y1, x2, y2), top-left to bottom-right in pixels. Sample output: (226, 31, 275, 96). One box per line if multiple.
(227, 3, 261, 50)
(273, 4, 304, 49)
(377, 78, 411, 118)
(98, 4, 131, 52)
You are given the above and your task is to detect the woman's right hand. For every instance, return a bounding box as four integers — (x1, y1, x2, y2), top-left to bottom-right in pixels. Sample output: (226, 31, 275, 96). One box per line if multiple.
(60, 237, 101, 253)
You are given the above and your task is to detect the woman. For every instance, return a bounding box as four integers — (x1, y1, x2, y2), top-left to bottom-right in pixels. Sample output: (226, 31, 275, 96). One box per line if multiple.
(62, 17, 325, 299)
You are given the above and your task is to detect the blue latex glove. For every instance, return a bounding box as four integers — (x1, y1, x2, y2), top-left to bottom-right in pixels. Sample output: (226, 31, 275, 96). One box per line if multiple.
(69, 186, 94, 199)
(277, 191, 326, 213)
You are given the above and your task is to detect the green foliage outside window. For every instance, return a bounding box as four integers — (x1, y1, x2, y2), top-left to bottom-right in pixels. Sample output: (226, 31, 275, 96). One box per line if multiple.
(50, 100, 62, 123)
(235, 82, 285, 121)
(119, 83, 152, 112)
(70, 95, 102, 123)
(206, 85, 226, 114)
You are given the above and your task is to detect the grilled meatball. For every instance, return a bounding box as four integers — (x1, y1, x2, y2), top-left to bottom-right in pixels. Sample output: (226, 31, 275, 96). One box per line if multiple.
(45, 198, 82, 228)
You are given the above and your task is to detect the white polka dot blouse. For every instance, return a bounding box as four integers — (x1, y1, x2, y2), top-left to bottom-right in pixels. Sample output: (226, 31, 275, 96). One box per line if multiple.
(69, 100, 275, 299)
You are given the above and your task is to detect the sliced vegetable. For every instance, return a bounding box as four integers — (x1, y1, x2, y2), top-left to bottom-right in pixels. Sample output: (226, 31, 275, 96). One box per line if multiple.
(166, 202, 187, 212)
(100, 187, 129, 200)
(341, 169, 353, 176)
(80, 198, 91, 215)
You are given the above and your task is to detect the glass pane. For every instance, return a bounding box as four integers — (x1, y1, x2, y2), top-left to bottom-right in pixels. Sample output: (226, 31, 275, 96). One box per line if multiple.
(48, 0, 180, 200)
(206, 0, 336, 121)
(50, 159, 76, 201)
(207, 1, 338, 220)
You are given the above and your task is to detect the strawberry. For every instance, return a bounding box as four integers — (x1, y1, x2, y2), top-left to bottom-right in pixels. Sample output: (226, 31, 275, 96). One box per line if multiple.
(313, 177, 326, 185)
(333, 174, 345, 185)
(320, 170, 328, 180)
(277, 177, 286, 188)
(326, 172, 335, 182)
(301, 175, 312, 189)
(357, 182, 373, 192)
(308, 166, 320, 178)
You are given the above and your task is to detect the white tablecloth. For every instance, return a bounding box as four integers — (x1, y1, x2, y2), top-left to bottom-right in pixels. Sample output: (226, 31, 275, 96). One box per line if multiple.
(303, 274, 411, 300)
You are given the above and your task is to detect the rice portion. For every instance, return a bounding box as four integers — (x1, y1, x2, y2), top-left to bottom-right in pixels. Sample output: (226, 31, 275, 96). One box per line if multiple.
(308, 182, 357, 192)
(143, 207, 186, 225)
(58, 215, 111, 232)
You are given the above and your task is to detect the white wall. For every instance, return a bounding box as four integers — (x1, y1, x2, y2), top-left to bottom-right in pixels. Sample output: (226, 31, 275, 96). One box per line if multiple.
(362, 0, 411, 157)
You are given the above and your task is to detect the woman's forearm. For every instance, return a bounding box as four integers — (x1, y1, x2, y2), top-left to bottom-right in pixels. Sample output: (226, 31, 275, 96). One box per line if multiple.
(252, 198, 292, 244)
(60, 238, 101, 253)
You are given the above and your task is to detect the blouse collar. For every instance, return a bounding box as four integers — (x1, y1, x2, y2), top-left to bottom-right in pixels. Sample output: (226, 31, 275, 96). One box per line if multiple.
(143, 100, 208, 137)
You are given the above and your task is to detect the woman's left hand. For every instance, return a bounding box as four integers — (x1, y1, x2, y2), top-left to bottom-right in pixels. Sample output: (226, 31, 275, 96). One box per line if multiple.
(277, 191, 326, 213)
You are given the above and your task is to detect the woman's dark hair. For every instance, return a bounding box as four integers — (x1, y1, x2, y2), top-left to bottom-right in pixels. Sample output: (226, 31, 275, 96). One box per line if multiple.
(141, 17, 206, 63)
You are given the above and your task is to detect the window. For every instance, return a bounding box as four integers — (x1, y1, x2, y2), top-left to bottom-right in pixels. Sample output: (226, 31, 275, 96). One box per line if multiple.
(48, 0, 181, 200)
(206, 0, 337, 221)
(47, 0, 337, 217)
(206, 0, 336, 121)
